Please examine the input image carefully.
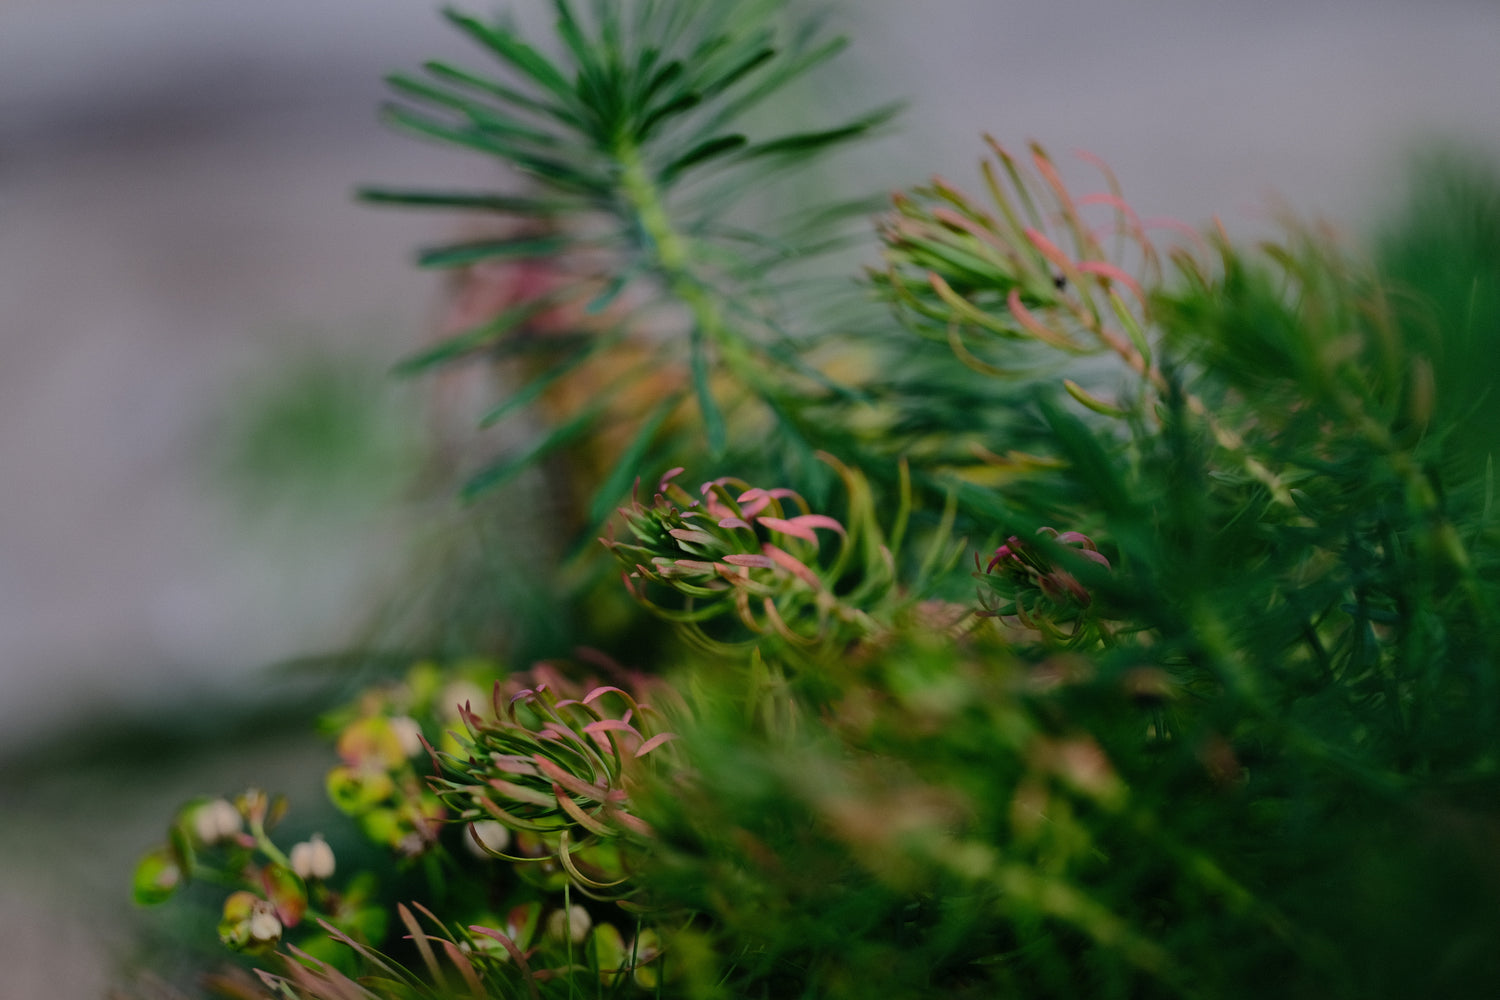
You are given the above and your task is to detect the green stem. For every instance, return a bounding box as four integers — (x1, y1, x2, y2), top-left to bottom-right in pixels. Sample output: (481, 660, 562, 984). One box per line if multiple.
(616, 142, 776, 420)
(250, 818, 294, 871)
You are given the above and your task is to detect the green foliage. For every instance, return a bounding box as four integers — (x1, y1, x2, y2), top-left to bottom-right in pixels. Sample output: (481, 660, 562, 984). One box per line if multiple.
(124, 3, 1500, 999)
(362, 0, 898, 516)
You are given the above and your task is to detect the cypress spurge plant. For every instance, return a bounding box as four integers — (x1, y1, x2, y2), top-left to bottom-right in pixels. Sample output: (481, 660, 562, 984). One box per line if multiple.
(363, 0, 897, 518)
(128, 2, 1500, 999)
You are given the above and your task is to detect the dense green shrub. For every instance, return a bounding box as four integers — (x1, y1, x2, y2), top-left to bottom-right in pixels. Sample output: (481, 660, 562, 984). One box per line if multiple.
(129, 3, 1500, 998)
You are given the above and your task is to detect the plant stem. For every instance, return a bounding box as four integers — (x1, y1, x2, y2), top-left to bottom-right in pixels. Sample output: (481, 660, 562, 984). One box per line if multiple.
(616, 142, 776, 417)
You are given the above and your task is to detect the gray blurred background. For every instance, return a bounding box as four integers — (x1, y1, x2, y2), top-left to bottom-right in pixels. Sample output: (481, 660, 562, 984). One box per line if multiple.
(2, 0, 1498, 995)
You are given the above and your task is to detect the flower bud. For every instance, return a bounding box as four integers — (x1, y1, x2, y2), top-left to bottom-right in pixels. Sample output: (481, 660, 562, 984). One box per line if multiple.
(237, 788, 271, 827)
(249, 901, 283, 943)
(467, 820, 512, 858)
(546, 904, 592, 943)
(630, 929, 665, 988)
(289, 833, 335, 881)
(219, 891, 282, 951)
(193, 798, 242, 845)
(390, 715, 424, 758)
(440, 680, 487, 721)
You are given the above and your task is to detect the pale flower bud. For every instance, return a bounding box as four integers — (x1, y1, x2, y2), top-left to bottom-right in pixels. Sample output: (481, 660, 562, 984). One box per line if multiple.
(193, 798, 242, 845)
(249, 900, 282, 943)
(547, 904, 592, 943)
(154, 861, 182, 892)
(390, 715, 424, 758)
(467, 820, 512, 858)
(440, 680, 487, 721)
(289, 833, 335, 880)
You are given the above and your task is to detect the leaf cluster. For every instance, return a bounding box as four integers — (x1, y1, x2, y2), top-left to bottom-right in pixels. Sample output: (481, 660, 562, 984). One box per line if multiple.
(122, 2, 1500, 999)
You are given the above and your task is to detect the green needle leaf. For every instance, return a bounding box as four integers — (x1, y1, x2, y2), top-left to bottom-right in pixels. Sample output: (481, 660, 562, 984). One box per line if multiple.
(390, 298, 559, 376)
(659, 134, 748, 184)
(461, 399, 610, 501)
(587, 393, 685, 530)
(636, 91, 703, 142)
(423, 60, 577, 126)
(477, 330, 623, 427)
(445, 9, 577, 106)
(415, 235, 570, 269)
(742, 103, 902, 160)
(357, 187, 570, 215)
(690, 327, 727, 456)
(693, 36, 849, 138)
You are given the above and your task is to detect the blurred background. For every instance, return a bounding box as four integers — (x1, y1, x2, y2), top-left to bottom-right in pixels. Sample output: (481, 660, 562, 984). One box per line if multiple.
(2, 0, 1498, 995)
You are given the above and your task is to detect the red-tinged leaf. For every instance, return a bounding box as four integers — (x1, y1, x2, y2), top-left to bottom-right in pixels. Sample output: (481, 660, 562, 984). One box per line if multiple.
(762, 595, 817, 645)
(1023, 227, 1074, 273)
(539, 719, 589, 746)
(583, 719, 642, 758)
(582, 719, 640, 736)
(398, 904, 449, 994)
(737, 486, 798, 503)
(621, 571, 642, 599)
(733, 490, 774, 517)
(582, 685, 640, 711)
(668, 527, 717, 546)
(763, 544, 822, 589)
(469, 925, 540, 1000)
(554, 786, 617, 837)
(793, 513, 848, 535)
(760, 513, 847, 545)
(439, 938, 487, 1000)
(755, 515, 819, 544)
(1064, 378, 1129, 419)
(260, 864, 308, 926)
(1078, 191, 1143, 223)
(489, 754, 543, 777)
(1144, 214, 1205, 244)
(1030, 144, 1080, 211)
(1075, 260, 1145, 302)
(718, 516, 752, 530)
(663, 558, 718, 574)
(610, 809, 653, 838)
(477, 796, 543, 833)
(488, 777, 557, 808)
(280, 945, 379, 999)
(313, 917, 404, 977)
(722, 553, 775, 569)
(535, 756, 611, 803)
(1006, 288, 1089, 353)
(927, 270, 1027, 340)
(634, 732, 679, 758)
(555, 834, 632, 889)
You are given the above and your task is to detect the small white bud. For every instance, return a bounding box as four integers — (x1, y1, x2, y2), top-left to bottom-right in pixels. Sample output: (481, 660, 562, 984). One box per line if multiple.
(547, 904, 592, 943)
(467, 821, 512, 858)
(193, 799, 242, 845)
(390, 716, 424, 758)
(441, 680, 487, 721)
(289, 833, 335, 880)
(155, 862, 181, 892)
(249, 901, 282, 943)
